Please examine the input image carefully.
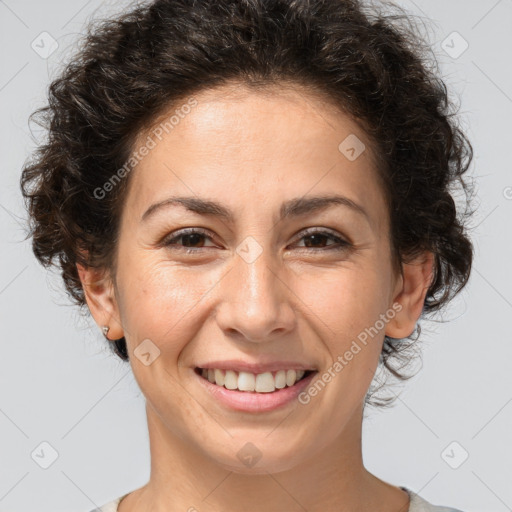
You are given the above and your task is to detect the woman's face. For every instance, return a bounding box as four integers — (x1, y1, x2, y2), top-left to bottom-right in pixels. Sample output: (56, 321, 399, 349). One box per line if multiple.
(86, 83, 428, 473)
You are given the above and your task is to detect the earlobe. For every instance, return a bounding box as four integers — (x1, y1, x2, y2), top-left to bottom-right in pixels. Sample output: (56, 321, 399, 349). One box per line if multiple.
(385, 251, 435, 339)
(76, 263, 124, 340)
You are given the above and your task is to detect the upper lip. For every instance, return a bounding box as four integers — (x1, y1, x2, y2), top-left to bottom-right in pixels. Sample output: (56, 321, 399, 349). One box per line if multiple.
(195, 360, 317, 374)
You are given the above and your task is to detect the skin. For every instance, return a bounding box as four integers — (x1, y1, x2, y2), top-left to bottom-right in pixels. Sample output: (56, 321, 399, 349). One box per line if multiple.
(78, 82, 434, 512)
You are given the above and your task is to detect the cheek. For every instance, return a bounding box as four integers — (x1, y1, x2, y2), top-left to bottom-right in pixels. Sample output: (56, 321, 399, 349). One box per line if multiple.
(115, 255, 220, 349)
(298, 262, 390, 346)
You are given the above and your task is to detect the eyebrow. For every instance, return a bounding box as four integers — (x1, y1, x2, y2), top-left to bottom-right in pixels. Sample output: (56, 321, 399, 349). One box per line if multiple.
(141, 194, 370, 225)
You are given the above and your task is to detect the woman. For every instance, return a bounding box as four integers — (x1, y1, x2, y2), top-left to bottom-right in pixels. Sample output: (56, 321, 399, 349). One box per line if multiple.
(20, 0, 473, 510)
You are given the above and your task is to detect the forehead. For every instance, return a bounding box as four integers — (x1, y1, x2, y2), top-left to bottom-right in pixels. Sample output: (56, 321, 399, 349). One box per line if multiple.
(133, 81, 375, 162)
(123, 82, 387, 232)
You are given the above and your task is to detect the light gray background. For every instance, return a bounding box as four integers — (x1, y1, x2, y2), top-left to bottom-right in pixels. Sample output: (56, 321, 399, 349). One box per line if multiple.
(1, 0, 511, 511)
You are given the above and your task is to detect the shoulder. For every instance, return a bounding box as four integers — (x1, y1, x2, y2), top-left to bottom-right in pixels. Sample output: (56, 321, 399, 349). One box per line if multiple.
(401, 487, 466, 512)
(88, 493, 128, 512)
(91, 488, 467, 512)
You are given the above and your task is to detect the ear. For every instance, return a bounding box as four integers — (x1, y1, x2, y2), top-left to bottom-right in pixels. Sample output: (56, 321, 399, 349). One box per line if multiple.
(385, 251, 435, 339)
(76, 263, 124, 340)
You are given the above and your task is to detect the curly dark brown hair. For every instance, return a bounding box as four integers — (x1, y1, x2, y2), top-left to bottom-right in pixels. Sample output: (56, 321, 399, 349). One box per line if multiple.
(20, 0, 474, 407)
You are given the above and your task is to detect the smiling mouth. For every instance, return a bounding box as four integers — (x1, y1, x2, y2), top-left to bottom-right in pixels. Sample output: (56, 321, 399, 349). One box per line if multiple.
(194, 367, 316, 393)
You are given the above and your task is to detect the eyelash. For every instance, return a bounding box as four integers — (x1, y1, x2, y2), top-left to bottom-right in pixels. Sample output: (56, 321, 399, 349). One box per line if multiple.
(160, 227, 351, 254)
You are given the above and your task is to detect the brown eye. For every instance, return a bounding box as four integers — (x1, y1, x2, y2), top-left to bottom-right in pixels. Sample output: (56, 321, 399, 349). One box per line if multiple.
(161, 228, 215, 253)
(293, 229, 351, 251)
(161, 227, 351, 255)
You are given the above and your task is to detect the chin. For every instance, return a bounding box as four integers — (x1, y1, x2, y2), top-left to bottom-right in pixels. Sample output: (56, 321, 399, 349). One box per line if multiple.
(202, 438, 308, 475)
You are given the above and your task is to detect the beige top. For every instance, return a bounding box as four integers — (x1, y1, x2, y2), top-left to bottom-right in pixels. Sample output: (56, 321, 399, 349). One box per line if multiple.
(90, 487, 464, 511)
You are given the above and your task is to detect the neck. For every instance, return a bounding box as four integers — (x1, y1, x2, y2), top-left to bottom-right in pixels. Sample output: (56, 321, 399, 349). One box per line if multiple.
(121, 400, 409, 512)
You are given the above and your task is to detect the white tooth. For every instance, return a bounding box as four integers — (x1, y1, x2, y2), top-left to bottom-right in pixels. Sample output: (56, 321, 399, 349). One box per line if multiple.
(275, 370, 287, 389)
(255, 372, 275, 392)
(238, 371, 256, 391)
(208, 368, 306, 391)
(214, 369, 225, 386)
(286, 369, 297, 387)
(224, 370, 238, 390)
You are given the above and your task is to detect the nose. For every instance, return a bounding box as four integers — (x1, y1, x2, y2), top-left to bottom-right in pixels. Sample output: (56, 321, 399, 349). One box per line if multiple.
(214, 238, 296, 343)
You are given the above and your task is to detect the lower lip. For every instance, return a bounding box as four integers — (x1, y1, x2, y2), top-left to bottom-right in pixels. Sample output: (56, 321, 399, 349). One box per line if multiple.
(193, 369, 318, 412)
